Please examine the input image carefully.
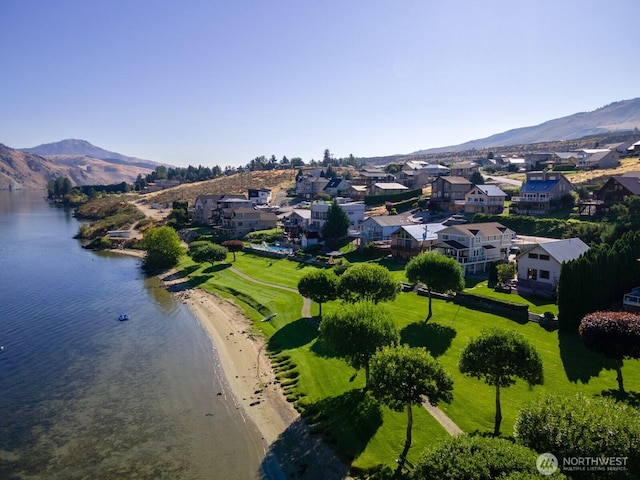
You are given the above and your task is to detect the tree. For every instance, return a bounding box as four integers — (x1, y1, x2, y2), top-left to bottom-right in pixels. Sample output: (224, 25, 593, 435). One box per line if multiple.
(222, 240, 244, 261)
(369, 345, 453, 471)
(321, 200, 350, 248)
(339, 263, 400, 304)
(579, 311, 640, 393)
(469, 171, 484, 185)
(405, 251, 465, 321)
(188, 242, 228, 266)
(411, 435, 550, 480)
(515, 394, 640, 479)
(320, 301, 399, 384)
(322, 148, 331, 167)
(297, 268, 339, 318)
(496, 261, 517, 286)
(142, 226, 185, 270)
(459, 328, 544, 436)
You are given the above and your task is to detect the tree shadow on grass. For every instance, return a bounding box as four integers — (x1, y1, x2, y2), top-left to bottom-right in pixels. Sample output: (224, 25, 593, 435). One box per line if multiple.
(268, 317, 319, 352)
(400, 321, 457, 357)
(599, 388, 640, 408)
(202, 263, 231, 274)
(261, 417, 350, 480)
(310, 337, 340, 359)
(558, 331, 617, 383)
(300, 388, 383, 463)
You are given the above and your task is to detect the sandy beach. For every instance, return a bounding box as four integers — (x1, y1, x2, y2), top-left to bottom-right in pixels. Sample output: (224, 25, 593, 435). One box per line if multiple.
(159, 269, 350, 480)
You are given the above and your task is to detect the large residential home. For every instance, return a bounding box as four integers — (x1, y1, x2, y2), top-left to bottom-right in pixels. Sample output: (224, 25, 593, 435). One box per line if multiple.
(515, 238, 589, 295)
(509, 171, 573, 215)
(462, 184, 507, 214)
(524, 153, 555, 171)
(295, 175, 330, 199)
(390, 223, 446, 260)
(360, 214, 417, 243)
(590, 174, 640, 214)
(430, 176, 473, 211)
(218, 207, 278, 238)
(371, 182, 409, 195)
(345, 184, 368, 200)
(248, 188, 272, 205)
(323, 178, 351, 197)
(352, 166, 396, 188)
(449, 161, 479, 178)
(282, 208, 311, 236)
(576, 149, 620, 169)
(432, 222, 513, 274)
(308, 200, 365, 233)
(396, 169, 432, 189)
(192, 194, 248, 225)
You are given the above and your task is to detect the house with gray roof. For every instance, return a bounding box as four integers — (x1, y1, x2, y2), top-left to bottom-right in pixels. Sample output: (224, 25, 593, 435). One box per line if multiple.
(515, 238, 589, 294)
(430, 176, 473, 212)
(509, 171, 573, 215)
(591, 175, 640, 214)
(462, 184, 507, 214)
(390, 223, 446, 260)
(577, 149, 620, 169)
(360, 214, 417, 243)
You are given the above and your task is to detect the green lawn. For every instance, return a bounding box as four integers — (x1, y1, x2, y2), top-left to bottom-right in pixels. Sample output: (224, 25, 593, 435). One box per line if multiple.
(177, 251, 640, 473)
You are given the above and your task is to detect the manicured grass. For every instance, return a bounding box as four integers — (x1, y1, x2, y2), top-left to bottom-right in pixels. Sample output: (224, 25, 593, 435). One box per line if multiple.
(177, 253, 640, 474)
(464, 279, 559, 315)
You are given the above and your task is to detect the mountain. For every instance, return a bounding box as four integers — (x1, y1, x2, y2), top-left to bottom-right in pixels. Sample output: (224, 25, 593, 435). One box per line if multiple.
(414, 98, 640, 154)
(22, 139, 160, 170)
(0, 142, 156, 190)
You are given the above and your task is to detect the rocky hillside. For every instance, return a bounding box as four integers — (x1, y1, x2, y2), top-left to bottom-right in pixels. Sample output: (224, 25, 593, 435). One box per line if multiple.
(0, 143, 154, 190)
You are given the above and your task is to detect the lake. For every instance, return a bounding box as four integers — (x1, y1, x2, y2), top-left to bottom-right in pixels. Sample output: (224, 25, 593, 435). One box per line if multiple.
(0, 190, 265, 479)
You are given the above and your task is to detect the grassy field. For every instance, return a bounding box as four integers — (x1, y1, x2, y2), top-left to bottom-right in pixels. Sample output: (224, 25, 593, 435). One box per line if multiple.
(177, 250, 640, 473)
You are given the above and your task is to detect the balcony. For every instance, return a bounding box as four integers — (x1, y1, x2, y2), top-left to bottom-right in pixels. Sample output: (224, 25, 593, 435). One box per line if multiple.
(623, 291, 640, 312)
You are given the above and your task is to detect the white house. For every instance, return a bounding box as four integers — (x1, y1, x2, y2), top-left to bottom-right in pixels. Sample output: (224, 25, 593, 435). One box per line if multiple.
(248, 188, 272, 205)
(360, 214, 418, 243)
(462, 184, 507, 214)
(309, 200, 365, 232)
(515, 238, 589, 292)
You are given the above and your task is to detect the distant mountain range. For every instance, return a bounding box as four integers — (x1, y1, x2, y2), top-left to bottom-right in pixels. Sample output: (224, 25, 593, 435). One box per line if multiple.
(0, 140, 159, 190)
(413, 98, 640, 154)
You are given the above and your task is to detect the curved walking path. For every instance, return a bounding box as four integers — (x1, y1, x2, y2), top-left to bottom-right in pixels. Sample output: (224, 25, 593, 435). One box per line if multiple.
(227, 265, 463, 437)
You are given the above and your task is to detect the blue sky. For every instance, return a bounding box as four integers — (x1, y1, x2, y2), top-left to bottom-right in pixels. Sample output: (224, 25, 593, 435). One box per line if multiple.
(1, 0, 639, 167)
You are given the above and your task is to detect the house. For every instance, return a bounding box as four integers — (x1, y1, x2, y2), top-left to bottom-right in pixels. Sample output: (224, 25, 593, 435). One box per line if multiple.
(295, 175, 330, 199)
(430, 176, 473, 211)
(323, 178, 351, 197)
(308, 200, 365, 233)
(360, 214, 417, 243)
(432, 222, 513, 274)
(282, 208, 311, 236)
(509, 171, 573, 215)
(524, 153, 555, 171)
(591, 175, 640, 214)
(352, 166, 395, 188)
(396, 169, 431, 189)
(515, 238, 589, 294)
(462, 184, 507, 214)
(218, 207, 277, 238)
(449, 161, 479, 178)
(192, 194, 223, 225)
(345, 185, 368, 200)
(389, 223, 446, 260)
(248, 188, 272, 205)
(402, 160, 450, 177)
(577, 149, 620, 169)
(371, 182, 409, 195)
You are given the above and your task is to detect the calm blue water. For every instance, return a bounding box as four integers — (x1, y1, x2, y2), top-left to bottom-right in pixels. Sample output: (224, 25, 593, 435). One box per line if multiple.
(0, 191, 263, 479)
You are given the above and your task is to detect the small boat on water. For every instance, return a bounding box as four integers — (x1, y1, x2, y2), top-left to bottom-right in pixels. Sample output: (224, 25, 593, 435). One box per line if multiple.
(118, 313, 130, 321)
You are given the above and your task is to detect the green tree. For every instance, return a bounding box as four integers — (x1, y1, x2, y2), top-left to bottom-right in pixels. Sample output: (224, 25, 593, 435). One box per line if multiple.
(496, 261, 517, 286)
(320, 301, 399, 384)
(297, 268, 339, 318)
(322, 148, 331, 167)
(405, 251, 465, 321)
(222, 239, 244, 261)
(579, 311, 640, 393)
(339, 263, 400, 304)
(469, 171, 484, 185)
(369, 345, 453, 471)
(321, 200, 350, 248)
(188, 242, 228, 266)
(142, 226, 184, 270)
(515, 394, 640, 479)
(411, 435, 553, 480)
(459, 328, 544, 436)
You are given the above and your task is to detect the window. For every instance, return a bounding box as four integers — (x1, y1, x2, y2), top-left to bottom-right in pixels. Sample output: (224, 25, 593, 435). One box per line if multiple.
(540, 270, 550, 279)
(527, 268, 538, 280)
(528, 253, 539, 259)
(539, 254, 550, 261)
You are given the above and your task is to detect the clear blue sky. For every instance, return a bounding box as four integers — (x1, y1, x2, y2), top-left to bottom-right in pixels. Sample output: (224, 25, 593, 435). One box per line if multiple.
(1, 0, 639, 168)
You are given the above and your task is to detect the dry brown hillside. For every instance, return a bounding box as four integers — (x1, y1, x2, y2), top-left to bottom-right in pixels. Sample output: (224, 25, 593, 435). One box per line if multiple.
(140, 169, 297, 205)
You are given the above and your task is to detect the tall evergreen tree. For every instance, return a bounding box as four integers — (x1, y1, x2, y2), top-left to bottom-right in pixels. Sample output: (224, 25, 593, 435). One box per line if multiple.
(321, 200, 350, 248)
